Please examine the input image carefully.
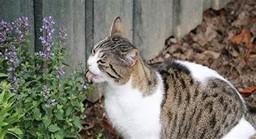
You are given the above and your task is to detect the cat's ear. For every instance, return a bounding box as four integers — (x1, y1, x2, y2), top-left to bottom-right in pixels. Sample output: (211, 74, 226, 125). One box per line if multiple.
(110, 17, 125, 37)
(126, 48, 138, 67)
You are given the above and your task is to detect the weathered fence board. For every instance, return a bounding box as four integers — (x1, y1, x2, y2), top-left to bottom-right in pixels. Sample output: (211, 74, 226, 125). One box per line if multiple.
(0, 0, 34, 20)
(204, 0, 232, 10)
(42, 0, 86, 72)
(175, 0, 203, 38)
(0, 0, 232, 63)
(133, 0, 174, 59)
(85, 0, 94, 59)
(212, 0, 231, 9)
(92, 0, 133, 45)
(203, 0, 212, 10)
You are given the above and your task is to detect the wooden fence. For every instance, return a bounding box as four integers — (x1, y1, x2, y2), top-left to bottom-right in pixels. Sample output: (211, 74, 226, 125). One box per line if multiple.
(0, 0, 231, 72)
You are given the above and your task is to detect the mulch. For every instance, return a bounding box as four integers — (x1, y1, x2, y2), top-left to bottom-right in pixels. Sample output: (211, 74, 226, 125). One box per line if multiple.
(81, 0, 256, 138)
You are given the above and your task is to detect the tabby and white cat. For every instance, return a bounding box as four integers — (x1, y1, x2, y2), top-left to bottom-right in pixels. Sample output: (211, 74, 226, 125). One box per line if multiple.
(86, 17, 256, 139)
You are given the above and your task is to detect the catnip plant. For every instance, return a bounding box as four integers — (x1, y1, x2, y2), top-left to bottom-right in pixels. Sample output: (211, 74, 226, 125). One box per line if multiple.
(0, 16, 91, 139)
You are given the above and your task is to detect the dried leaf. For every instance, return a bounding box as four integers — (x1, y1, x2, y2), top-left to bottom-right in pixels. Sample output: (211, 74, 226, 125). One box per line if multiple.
(239, 86, 256, 94)
(101, 117, 117, 135)
(230, 29, 254, 62)
(232, 11, 250, 27)
(230, 29, 252, 46)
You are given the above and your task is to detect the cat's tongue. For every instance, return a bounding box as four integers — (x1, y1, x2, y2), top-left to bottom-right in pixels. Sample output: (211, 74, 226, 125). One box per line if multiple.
(85, 71, 98, 83)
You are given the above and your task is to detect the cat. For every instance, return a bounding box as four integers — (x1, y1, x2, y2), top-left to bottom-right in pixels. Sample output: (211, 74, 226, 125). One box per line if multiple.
(86, 17, 256, 139)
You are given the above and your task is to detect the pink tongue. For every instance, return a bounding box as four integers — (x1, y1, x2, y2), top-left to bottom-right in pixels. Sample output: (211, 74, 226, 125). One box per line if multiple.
(86, 71, 95, 82)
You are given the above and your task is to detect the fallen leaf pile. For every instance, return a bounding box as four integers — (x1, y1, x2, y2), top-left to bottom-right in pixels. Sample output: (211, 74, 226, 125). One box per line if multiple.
(81, 0, 256, 138)
(80, 99, 119, 139)
(230, 29, 254, 63)
(149, 0, 256, 94)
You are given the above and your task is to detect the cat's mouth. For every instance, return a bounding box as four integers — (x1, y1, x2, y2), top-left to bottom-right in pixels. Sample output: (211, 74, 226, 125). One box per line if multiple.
(85, 70, 100, 83)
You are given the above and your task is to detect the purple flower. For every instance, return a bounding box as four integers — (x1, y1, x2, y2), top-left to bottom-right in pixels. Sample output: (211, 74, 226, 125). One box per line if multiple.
(45, 99, 57, 108)
(0, 17, 30, 92)
(56, 67, 65, 79)
(5, 46, 20, 68)
(0, 17, 29, 43)
(0, 32, 6, 42)
(0, 20, 13, 32)
(5, 45, 20, 92)
(0, 20, 13, 43)
(42, 85, 50, 99)
(58, 26, 67, 44)
(38, 16, 55, 59)
(41, 86, 57, 108)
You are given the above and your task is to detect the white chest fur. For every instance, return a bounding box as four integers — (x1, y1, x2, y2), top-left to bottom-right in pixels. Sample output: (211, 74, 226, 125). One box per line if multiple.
(104, 73, 164, 139)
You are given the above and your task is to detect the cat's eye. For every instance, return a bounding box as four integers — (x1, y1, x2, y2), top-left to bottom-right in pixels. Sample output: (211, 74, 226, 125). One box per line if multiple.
(97, 59, 106, 64)
(112, 36, 120, 42)
(91, 49, 96, 55)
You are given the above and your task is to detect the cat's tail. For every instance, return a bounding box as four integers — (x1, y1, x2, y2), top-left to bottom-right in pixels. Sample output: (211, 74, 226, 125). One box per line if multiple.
(244, 94, 256, 129)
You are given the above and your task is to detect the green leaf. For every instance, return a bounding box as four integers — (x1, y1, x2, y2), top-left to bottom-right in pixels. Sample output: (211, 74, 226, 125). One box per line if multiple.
(5, 112, 23, 125)
(33, 108, 42, 120)
(7, 127, 23, 135)
(0, 130, 7, 139)
(54, 131, 64, 139)
(55, 107, 64, 120)
(73, 116, 81, 129)
(0, 73, 7, 78)
(65, 106, 72, 116)
(48, 124, 60, 133)
(7, 127, 23, 138)
(0, 91, 5, 103)
(0, 122, 8, 127)
(0, 81, 11, 92)
(42, 116, 51, 127)
(96, 132, 103, 139)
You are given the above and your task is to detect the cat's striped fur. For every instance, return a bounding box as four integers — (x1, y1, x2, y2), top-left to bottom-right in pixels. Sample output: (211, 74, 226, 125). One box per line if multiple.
(86, 17, 256, 139)
(151, 60, 244, 138)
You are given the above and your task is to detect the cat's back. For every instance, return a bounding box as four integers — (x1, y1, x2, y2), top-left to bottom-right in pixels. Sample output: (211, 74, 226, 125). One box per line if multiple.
(150, 59, 255, 139)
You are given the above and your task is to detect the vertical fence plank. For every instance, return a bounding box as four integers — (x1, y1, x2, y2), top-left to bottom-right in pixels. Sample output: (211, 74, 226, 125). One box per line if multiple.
(93, 0, 133, 43)
(175, 0, 203, 38)
(33, 0, 43, 51)
(85, 0, 94, 59)
(42, 0, 86, 72)
(71, 0, 86, 70)
(86, 0, 133, 62)
(0, 0, 33, 20)
(203, 0, 212, 10)
(0, 0, 34, 48)
(212, 0, 231, 10)
(133, 0, 174, 60)
(204, 0, 231, 10)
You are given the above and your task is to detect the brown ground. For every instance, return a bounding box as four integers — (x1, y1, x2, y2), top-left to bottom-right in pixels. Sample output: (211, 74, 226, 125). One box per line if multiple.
(81, 0, 256, 138)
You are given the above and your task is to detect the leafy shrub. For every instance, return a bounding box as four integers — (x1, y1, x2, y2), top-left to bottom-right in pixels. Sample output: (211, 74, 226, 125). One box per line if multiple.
(0, 79, 23, 139)
(0, 16, 91, 138)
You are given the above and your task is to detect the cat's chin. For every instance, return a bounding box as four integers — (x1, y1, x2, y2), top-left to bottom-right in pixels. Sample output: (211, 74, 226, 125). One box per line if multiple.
(85, 70, 105, 83)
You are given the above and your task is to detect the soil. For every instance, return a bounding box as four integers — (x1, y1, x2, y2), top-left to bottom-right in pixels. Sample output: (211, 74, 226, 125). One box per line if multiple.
(80, 0, 256, 138)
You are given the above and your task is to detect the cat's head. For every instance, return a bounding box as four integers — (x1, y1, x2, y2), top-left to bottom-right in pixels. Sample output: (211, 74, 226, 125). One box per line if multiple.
(86, 17, 139, 85)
